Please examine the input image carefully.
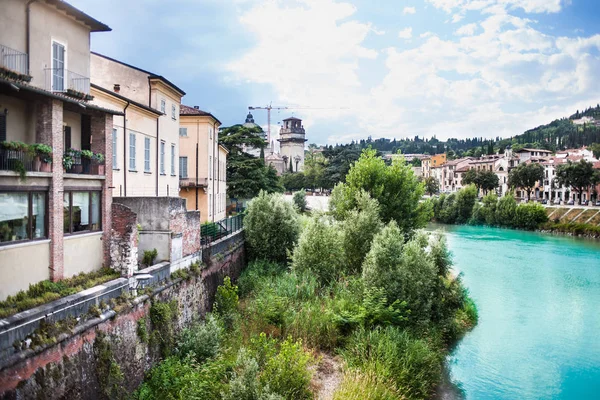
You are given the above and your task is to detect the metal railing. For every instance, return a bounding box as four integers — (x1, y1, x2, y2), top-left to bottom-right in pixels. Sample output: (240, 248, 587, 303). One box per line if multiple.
(65, 154, 104, 175)
(44, 68, 90, 95)
(201, 214, 244, 247)
(0, 44, 28, 76)
(0, 148, 36, 172)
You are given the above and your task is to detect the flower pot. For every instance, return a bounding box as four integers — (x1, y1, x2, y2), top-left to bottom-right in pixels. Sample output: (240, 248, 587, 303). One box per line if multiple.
(40, 161, 52, 172)
(72, 164, 83, 174)
(82, 158, 91, 174)
(34, 156, 41, 172)
(91, 164, 105, 175)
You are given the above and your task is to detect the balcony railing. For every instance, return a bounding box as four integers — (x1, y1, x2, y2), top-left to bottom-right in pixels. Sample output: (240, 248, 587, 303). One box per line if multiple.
(44, 68, 90, 96)
(179, 177, 208, 188)
(65, 153, 105, 175)
(0, 44, 28, 76)
(0, 148, 35, 173)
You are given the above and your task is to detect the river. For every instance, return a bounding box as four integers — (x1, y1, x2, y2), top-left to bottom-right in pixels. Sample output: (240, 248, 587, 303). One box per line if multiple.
(433, 224, 600, 399)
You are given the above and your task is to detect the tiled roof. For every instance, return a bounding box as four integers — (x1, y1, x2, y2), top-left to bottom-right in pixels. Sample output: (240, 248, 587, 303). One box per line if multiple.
(179, 104, 221, 124)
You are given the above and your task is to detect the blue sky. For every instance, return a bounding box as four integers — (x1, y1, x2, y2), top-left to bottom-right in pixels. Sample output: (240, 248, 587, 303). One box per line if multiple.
(70, 0, 600, 145)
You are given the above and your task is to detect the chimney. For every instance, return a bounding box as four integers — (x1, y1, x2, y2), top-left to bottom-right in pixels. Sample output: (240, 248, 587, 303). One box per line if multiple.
(194, 106, 199, 109)
(113, 84, 120, 93)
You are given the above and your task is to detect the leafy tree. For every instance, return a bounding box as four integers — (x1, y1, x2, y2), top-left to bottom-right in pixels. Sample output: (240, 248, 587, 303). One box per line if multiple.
(219, 125, 283, 199)
(281, 172, 306, 192)
(590, 143, 600, 160)
(244, 191, 299, 263)
(292, 190, 307, 212)
(423, 176, 439, 196)
(454, 185, 478, 224)
(508, 163, 544, 201)
(555, 160, 600, 205)
(304, 148, 327, 189)
(462, 169, 498, 195)
(495, 194, 517, 227)
(330, 149, 431, 234)
(513, 203, 548, 230)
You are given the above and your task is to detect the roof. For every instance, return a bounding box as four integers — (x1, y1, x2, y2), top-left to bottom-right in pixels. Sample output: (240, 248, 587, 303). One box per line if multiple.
(218, 144, 229, 154)
(456, 166, 470, 172)
(179, 104, 221, 125)
(0, 77, 123, 116)
(282, 117, 302, 121)
(45, 0, 111, 32)
(516, 148, 552, 153)
(91, 84, 162, 116)
(91, 52, 186, 96)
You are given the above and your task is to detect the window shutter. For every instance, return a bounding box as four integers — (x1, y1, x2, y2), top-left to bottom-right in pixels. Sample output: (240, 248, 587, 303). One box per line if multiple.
(64, 126, 72, 149)
(0, 112, 6, 142)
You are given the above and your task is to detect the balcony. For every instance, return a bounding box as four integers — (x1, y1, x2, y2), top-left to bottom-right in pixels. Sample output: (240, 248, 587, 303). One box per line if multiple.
(63, 150, 105, 176)
(0, 44, 30, 81)
(179, 177, 208, 188)
(0, 143, 53, 176)
(44, 68, 91, 99)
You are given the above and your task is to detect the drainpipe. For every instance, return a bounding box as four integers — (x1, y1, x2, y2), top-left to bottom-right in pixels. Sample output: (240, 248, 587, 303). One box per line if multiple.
(156, 118, 160, 196)
(26, 0, 39, 75)
(195, 121, 199, 210)
(212, 122, 217, 221)
(123, 102, 130, 196)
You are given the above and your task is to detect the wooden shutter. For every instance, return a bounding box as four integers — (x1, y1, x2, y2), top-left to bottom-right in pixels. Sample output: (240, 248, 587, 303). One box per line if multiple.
(81, 115, 91, 151)
(64, 126, 72, 149)
(0, 112, 6, 142)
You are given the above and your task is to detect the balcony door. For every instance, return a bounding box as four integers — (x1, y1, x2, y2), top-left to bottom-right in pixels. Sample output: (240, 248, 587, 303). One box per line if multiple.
(52, 42, 65, 91)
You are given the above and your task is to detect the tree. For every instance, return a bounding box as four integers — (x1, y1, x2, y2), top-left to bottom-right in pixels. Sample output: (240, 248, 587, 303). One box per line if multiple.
(219, 125, 283, 199)
(423, 177, 439, 196)
(292, 190, 307, 212)
(244, 191, 299, 263)
(462, 169, 498, 195)
(508, 163, 544, 201)
(555, 160, 600, 205)
(590, 143, 600, 160)
(454, 185, 477, 224)
(330, 148, 431, 235)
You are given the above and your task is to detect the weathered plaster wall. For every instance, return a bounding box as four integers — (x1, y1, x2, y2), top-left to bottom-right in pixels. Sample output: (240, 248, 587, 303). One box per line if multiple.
(0, 233, 245, 399)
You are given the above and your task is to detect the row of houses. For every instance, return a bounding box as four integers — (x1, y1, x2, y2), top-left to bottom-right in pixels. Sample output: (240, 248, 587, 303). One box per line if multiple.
(421, 147, 600, 202)
(0, 0, 227, 299)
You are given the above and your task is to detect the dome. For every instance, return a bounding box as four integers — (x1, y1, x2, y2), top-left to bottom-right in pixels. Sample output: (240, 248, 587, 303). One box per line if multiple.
(245, 112, 255, 124)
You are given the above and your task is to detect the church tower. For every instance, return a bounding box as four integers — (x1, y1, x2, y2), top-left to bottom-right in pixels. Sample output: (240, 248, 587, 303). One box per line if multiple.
(278, 117, 307, 172)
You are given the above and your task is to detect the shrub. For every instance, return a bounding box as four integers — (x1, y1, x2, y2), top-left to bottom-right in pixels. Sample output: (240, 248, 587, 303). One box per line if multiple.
(513, 203, 548, 230)
(260, 336, 313, 400)
(454, 185, 478, 224)
(362, 223, 437, 326)
(149, 300, 178, 358)
(215, 276, 239, 329)
(495, 194, 517, 227)
(176, 314, 222, 363)
(237, 260, 286, 298)
(333, 370, 401, 400)
(291, 216, 345, 285)
(142, 248, 158, 266)
(434, 193, 458, 224)
(340, 326, 442, 400)
(340, 191, 383, 274)
(244, 191, 300, 263)
(223, 348, 284, 400)
(292, 190, 307, 212)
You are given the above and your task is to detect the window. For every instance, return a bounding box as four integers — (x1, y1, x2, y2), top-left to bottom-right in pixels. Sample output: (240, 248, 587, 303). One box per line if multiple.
(63, 191, 101, 234)
(144, 137, 151, 172)
(112, 129, 118, 169)
(0, 192, 46, 244)
(179, 157, 188, 178)
(51, 41, 65, 91)
(171, 105, 176, 120)
(159, 141, 166, 175)
(0, 110, 6, 142)
(209, 195, 212, 216)
(209, 128, 212, 139)
(171, 144, 176, 176)
(179, 127, 188, 137)
(160, 99, 166, 114)
(129, 133, 136, 170)
(209, 156, 212, 179)
(64, 126, 72, 150)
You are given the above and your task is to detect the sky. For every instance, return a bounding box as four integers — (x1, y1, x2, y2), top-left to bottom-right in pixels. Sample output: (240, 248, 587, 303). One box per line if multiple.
(69, 0, 600, 146)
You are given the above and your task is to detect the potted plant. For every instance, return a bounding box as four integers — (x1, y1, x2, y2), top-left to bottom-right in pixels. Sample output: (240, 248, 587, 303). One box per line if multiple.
(65, 148, 82, 173)
(63, 152, 74, 172)
(32, 144, 53, 172)
(81, 149, 93, 174)
(92, 152, 105, 175)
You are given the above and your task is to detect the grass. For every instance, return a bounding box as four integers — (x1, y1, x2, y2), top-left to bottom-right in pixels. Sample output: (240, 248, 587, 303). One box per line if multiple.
(542, 221, 600, 237)
(0, 268, 120, 318)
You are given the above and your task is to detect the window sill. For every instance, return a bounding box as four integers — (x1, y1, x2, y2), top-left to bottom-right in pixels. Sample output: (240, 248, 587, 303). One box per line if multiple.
(160, 173, 166, 176)
(144, 171, 152, 175)
(128, 170, 138, 173)
(171, 174, 176, 177)
(113, 168, 120, 171)
(0, 238, 50, 250)
(64, 231, 103, 240)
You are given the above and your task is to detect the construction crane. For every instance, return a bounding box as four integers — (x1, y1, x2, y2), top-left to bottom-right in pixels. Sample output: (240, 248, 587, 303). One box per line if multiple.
(248, 104, 349, 144)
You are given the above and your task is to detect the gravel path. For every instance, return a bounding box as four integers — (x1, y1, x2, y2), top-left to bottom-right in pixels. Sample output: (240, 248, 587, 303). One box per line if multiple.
(312, 353, 343, 400)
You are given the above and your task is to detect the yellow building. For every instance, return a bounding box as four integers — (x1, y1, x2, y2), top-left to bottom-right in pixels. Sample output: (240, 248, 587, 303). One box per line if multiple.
(422, 153, 447, 178)
(178, 105, 227, 222)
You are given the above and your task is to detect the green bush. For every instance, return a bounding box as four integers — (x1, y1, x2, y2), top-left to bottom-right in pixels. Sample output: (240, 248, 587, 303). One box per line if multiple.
(142, 248, 158, 266)
(215, 276, 239, 329)
(237, 260, 286, 298)
(244, 191, 300, 263)
(333, 370, 401, 400)
(176, 314, 222, 363)
(454, 185, 478, 224)
(291, 216, 345, 285)
(223, 348, 284, 400)
(495, 194, 517, 227)
(513, 203, 548, 230)
(292, 190, 307, 213)
(340, 326, 442, 400)
(260, 336, 313, 400)
(150, 300, 178, 358)
(340, 191, 383, 274)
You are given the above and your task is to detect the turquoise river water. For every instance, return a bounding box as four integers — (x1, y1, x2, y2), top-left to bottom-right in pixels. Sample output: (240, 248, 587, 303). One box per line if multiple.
(434, 224, 600, 399)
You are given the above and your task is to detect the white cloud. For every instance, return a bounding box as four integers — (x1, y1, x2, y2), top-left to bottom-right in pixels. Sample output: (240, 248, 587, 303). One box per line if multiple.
(455, 23, 478, 36)
(426, 0, 564, 14)
(398, 27, 413, 39)
(403, 6, 416, 15)
(420, 32, 436, 38)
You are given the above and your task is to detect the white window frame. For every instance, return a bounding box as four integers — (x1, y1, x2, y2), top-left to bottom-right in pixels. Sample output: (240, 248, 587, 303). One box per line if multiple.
(129, 133, 136, 171)
(179, 156, 188, 178)
(209, 156, 212, 179)
(112, 129, 118, 169)
(179, 127, 188, 137)
(160, 141, 166, 175)
(160, 99, 166, 114)
(144, 137, 151, 172)
(170, 144, 176, 176)
(50, 39, 67, 92)
(171, 105, 176, 120)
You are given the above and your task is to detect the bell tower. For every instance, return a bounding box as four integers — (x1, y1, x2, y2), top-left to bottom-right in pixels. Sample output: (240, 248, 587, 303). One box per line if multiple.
(277, 117, 307, 172)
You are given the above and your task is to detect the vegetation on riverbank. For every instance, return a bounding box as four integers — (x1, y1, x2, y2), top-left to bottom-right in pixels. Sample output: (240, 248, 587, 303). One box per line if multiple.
(136, 150, 477, 399)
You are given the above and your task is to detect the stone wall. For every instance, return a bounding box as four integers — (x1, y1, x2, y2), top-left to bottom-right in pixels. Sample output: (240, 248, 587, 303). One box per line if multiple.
(110, 203, 139, 277)
(0, 232, 245, 399)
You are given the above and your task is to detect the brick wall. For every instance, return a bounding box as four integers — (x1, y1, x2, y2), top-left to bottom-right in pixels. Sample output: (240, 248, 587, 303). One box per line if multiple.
(110, 204, 139, 277)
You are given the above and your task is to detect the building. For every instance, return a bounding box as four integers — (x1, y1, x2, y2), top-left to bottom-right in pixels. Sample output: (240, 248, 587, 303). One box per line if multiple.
(90, 53, 185, 197)
(440, 158, 473, 192)
(178, 105, 227, 222)
(278, 117, 307, 172)
(422, 153, 447, 178)
(0, 0, 119, 299)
